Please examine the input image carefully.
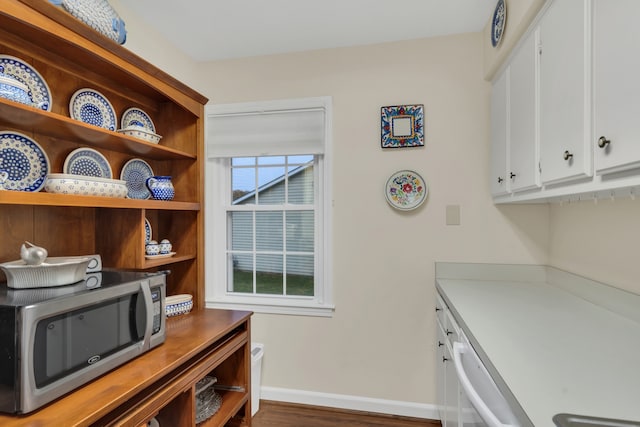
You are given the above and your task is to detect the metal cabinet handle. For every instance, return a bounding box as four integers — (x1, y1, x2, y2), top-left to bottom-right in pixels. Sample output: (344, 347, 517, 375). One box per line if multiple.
(446, 329, 453, 336)
(435, 307, 441, 312)
(597, 136, 611, 148)
(563, 150, 573, 161)
(497, 176, 504, 183)
(509, 172, 516, 179)
(438, 341, 444, 347)
(443, 356, 449, 363)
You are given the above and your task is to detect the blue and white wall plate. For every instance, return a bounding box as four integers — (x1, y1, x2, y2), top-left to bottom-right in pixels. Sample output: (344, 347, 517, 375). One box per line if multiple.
(0, 55, 52, 111)
(121, 107, 156, 133)
(63, 147, 112, 178)
(491, 0, 507, 48)
(69, 88, 117, 131)
(0, 131, 50, 192)
(120, 158, 154, 199)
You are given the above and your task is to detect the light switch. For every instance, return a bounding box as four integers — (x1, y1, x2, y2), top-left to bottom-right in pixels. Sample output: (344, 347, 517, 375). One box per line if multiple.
(446, 205, 460, 226)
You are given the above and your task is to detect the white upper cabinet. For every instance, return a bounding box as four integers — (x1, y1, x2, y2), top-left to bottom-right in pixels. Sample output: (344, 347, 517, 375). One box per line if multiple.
(538, 0, 592, 185)
(509, 30, 540, 192)
(593, 0, 640, 175)
(490, 69, 509, 197)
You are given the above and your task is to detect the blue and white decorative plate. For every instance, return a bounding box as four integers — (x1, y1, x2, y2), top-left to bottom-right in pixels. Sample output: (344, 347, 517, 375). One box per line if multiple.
(121, 107, 156, 133)
(120, 158, 154, 199)
(385, 170, 427, 211)
(491, 0, 507, 48)
(69, 88, 117, 131)
(144, 218, 152, 244)
(63, 147, 112, 178)
(0, 131, 50, 192)
(0, 55, 52, 111)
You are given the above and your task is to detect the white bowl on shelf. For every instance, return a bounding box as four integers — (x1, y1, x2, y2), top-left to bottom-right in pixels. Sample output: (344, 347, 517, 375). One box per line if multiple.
(116, 125, 162, 144)
(44, 173, 128, 198)
(0, 257, 91, 288)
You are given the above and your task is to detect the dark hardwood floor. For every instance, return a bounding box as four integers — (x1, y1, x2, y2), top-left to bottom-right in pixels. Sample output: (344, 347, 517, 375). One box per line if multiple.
(252, 401, 442, 427)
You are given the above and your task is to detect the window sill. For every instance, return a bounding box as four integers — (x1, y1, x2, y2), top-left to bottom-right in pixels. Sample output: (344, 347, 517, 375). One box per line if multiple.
(205, 300, 335, 317)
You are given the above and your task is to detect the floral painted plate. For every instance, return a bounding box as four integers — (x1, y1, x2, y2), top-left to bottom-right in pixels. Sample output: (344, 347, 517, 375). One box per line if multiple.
(385, 170, 427, 211)
(0, 55, 52, 111)
(63, 147, 112, 178)
(0, 131, 50, 191)
(69, 88, 117, 131)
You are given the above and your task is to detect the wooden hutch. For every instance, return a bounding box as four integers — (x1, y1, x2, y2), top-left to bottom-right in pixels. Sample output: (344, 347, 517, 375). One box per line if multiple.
(0, 1, 251, 425)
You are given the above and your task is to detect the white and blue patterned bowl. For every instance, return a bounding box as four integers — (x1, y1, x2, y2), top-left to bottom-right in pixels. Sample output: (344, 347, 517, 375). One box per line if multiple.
(0, 73, 33, 106)
(44, 173, 127, 198)
(116, 126, 162, 144)
(165, 294, 193, 317)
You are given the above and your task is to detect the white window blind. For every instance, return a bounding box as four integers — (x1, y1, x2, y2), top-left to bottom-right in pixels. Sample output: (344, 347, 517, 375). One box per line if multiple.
(206, 97, 330, 158)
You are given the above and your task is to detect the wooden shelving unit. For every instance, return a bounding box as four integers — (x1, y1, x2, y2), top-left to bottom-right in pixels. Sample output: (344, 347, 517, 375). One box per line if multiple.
(0, 1, 252, 425)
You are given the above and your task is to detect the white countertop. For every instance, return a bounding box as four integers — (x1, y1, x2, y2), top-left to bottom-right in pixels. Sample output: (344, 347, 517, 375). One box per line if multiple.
(436, 263, 640, 427)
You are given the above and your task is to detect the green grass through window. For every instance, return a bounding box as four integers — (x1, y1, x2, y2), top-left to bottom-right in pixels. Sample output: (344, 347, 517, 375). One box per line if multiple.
(232, 269, 314, 296)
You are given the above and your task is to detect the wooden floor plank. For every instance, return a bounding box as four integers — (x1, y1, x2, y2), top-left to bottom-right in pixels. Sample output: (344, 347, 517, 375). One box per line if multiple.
(252, 401, 441, 427)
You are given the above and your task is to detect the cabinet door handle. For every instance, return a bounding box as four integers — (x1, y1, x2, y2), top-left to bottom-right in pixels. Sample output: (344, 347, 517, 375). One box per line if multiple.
(563, 150, 573, 161)
(446, 329, 453, 335)
(597, 136, 611, 148)
(443, 356, 449, 363)
(435, 307, 441, 312)
(509, 172, 516, 179)
(438, 341, 444, 347)
(497, 176, 504, 183)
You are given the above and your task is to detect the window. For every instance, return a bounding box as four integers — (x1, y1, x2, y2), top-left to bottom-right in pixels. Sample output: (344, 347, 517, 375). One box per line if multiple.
(205, 97, 333, 316)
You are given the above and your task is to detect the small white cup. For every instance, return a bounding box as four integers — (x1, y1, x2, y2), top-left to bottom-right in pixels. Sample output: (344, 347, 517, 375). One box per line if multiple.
(159, 239, 172, 254)
(145, 240, 160, 256)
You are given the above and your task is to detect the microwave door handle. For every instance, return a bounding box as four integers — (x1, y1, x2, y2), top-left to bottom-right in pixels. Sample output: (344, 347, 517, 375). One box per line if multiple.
(452, 341, 516, 427)
(139, 280, 154, 351)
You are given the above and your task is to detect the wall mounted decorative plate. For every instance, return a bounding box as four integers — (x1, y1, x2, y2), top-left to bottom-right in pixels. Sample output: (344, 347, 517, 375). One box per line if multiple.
(63, 147, 112, 178)
(381, 104, 424, 148)
(69, 88, 117, 131)
(120, 158, 154, 199)
(0, 131, 50, 191)
(121, 107, 156, 133)
(0, 55, 52, 111)
(491, 0, 507, 48)
(385, 170, 427, 210)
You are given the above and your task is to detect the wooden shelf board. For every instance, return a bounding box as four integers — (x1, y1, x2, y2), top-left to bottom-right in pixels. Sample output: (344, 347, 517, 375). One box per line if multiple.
(0, 100, 196, 160)
(0, 191, 200, 210)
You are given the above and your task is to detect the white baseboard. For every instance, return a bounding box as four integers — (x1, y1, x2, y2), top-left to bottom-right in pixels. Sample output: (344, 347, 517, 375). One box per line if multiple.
(259, 386, 440, 420)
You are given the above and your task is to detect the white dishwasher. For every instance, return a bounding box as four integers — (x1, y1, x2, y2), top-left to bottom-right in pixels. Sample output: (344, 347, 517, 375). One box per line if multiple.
(453, 330, 520, 427)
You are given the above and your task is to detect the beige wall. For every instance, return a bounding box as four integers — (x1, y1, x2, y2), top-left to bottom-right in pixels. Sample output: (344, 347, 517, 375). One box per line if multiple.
(549, 199, 640, 295)
(195, 34, 548, 405)
(114, 4, 549, 409)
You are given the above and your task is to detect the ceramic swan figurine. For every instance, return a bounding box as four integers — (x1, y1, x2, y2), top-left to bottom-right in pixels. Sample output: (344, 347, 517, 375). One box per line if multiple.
(20, 241, 48, 265)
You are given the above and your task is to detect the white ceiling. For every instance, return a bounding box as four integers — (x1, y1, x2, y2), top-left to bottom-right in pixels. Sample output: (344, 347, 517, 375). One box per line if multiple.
(118, 0, 497, 61)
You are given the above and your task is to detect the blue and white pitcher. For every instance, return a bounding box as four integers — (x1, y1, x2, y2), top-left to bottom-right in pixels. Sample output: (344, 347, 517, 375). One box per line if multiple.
(146, 176, 175, 201)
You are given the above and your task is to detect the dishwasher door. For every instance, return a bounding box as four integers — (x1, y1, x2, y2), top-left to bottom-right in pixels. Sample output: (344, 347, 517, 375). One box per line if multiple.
(453, 330, 520, 427)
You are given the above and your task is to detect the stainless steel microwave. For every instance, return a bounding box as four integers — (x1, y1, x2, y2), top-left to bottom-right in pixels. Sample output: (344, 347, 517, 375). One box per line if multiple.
(0, 269, 167, 414)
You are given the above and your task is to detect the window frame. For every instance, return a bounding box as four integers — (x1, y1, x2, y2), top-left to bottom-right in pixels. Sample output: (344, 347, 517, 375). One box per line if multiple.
(205, 97, 334, 317)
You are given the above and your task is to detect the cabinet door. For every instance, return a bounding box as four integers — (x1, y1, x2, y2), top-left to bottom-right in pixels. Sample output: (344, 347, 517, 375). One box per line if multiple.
(593, 0, 640, 174)
(444, 343, 459, 427)
(539, 0, 592, 185)
(509, 30, 540, 192)
(490, 69, 509, 197)
(436, 325, 447, 424)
